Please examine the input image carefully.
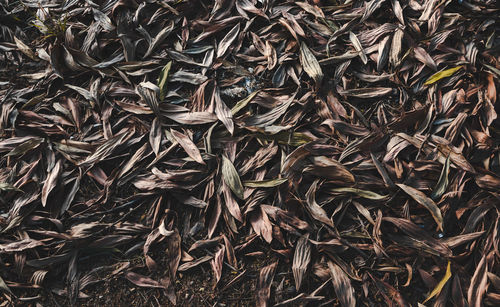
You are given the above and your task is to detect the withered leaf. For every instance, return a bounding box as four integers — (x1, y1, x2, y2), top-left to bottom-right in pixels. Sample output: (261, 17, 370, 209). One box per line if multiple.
(243, 178, 288, 188)
(292, 234, 311, 290)
(222, 155, 245, 200)
(431, 155, 450, 200)
(397, 184, 443, 231)
(214, 86, 234, 134)
(414, 47, 437, 71)
(157, 61, 172, 100)
(306, 180, 334, 227)
(217, 23, 240, 58)
(330, 187, 387, 200)
(211, 245, 225, 284)
(256, 262, 278, 307)
(299, 42, 323, 84)
(41, 160, 63, 207)
(243, 90, 297, 127)
(149, 118, 162, 156)
(425, 66, 463, 85)
(349, 32, 367, 64)
(170, 129, 205, 165)
(178, 256, 212, 272)
(249, 206, 273, 243)
(339, 87, 393, 98)
(423, 261, 452, 304)
(124, 271, 165, 289)
(0, 239, 43, 253)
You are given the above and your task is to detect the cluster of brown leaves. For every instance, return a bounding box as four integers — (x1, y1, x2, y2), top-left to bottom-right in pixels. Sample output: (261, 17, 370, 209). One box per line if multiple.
(0, 0, 499, 305)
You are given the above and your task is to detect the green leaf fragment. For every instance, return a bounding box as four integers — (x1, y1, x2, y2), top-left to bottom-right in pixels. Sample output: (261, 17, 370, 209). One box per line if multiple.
(157, 61, 172, 100)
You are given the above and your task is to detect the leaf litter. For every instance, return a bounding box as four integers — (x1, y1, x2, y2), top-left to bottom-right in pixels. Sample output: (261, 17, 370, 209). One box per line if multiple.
(0, 0, 499, 306)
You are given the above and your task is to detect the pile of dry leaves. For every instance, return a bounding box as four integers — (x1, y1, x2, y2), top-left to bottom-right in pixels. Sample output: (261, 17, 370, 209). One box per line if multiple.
(0, 0, 499, 305)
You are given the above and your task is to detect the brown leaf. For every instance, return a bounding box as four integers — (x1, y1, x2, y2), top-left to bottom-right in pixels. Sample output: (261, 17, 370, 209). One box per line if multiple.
(256, 262, 278, 307)
(299, 42, 323, 84)
(124, 271, 165, 289)
(349, 32, 367, 64)
(338, 87, 393, 98)
(249, 206, 273, 244)
(328, 261, 356, 307)
(0, 239, 43, 253)
(468, 255, 488, 307)
(178, 256, 213, 272)
(222, 180, 243, 222)
(211, 245, 225, 284)
(41, 160, 63, 207)
(213, 86, 234, 134)
(222, 155, 245, 200)
(149, 117, 162, 155)
(292, 234, 311, 290)
(170, 129, 205, 165)
(383, 217, 451, 256)
(305, 180, 334, 227)
(396, 183, 443, 231)
(223, 235, 237, 268)
(414, 47, 437, 71)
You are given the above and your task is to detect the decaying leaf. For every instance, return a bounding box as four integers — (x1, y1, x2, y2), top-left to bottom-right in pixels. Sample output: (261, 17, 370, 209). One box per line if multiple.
(222, 155, 245, 200)
(424, 66, 463, 85)
(41, 160, 63, 207)
(171, 129, 205, 165)
(328, 261, 356, 307)
(299, 42, 323, 84)
(396, 184, 444, 231)
(256, 262, 278, 307)
(292, 234, 311, 290)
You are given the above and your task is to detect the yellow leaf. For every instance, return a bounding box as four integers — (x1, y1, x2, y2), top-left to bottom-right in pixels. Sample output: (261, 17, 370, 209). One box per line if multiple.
(424, 66, 463, 85)
(423, 261, 452, 303)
